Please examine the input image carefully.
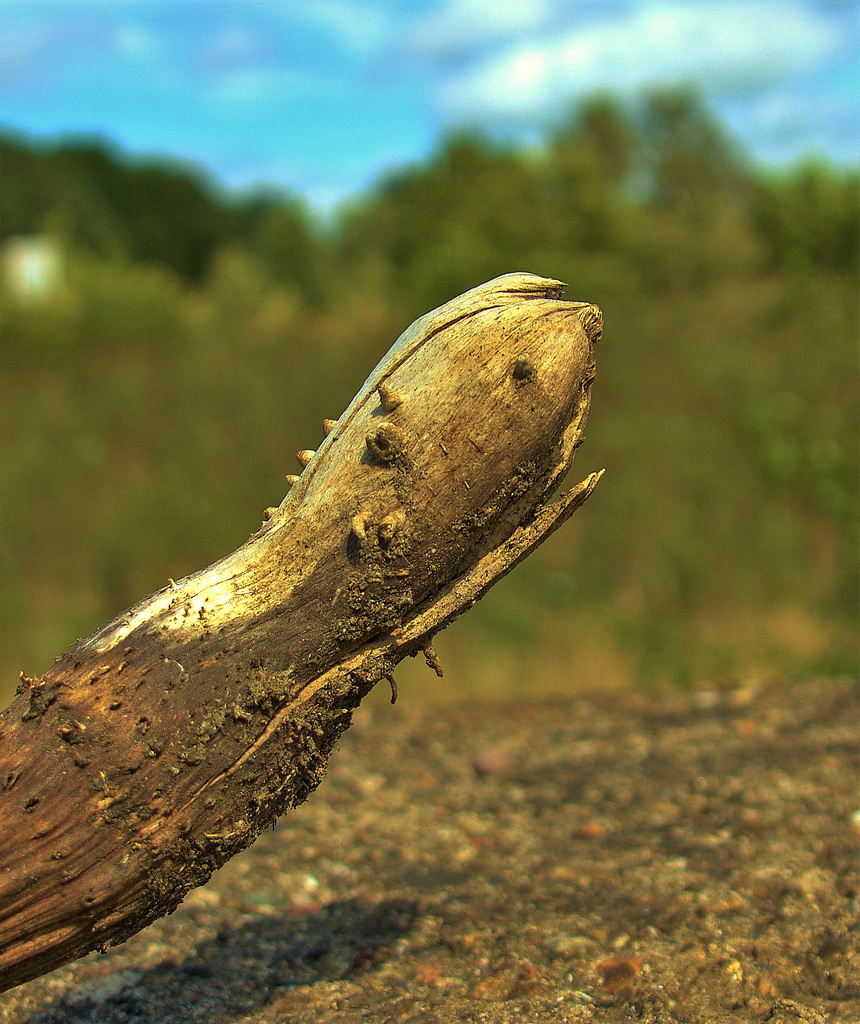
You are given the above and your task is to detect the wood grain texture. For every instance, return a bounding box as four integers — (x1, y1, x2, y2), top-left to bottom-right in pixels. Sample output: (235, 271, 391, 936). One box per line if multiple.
(0, 273, 603, 992)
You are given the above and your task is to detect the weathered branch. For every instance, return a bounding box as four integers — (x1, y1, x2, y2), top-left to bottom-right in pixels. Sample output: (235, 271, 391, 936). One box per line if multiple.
(0, 273, 603, 992)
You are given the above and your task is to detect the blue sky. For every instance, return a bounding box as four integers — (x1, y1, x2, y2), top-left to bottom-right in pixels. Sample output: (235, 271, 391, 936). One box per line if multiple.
(0, 1, 857, 212)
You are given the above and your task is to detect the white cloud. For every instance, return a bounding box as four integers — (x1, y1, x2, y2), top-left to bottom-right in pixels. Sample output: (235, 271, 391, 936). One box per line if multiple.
(438, 1, 846, 118)
(408, 0, 554, 55)
(195, 24, 301, 103)
(293, 1, 394, 56)
(0, 22, 45, 91)
(114, 23, 160, 59)
(206, 67, 311, 105)
(204, 25, 265, 65)
(0, 18, 49, 59)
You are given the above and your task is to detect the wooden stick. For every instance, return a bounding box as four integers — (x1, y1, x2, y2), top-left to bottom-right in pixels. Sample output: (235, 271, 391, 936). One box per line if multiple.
(0, 273, 603, 992)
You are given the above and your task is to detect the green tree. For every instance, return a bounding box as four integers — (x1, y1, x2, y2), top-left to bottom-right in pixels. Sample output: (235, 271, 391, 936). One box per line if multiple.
(754, 161, 860, 272)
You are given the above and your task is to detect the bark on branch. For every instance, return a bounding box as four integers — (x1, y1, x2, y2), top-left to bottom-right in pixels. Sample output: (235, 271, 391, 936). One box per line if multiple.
(0, 273, 603, 992)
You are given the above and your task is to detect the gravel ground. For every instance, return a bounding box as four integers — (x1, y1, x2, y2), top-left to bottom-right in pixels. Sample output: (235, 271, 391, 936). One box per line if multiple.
(1, 677, 857, 1024)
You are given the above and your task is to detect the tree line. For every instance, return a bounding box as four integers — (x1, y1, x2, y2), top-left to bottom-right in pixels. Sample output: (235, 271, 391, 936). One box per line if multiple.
(0, 90, 857, 701)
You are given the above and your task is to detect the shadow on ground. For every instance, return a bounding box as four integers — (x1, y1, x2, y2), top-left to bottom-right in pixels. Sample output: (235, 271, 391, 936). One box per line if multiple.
(24, 896, 418, 1024)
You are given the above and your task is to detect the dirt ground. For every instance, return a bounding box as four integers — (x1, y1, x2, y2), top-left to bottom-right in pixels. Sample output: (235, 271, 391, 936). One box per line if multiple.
(1, 676, 857, 1024)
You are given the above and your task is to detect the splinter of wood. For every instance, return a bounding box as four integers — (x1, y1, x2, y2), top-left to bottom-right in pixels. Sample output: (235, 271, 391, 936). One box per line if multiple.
(422, 643, 444, 678)
(0, 272, 603, 993)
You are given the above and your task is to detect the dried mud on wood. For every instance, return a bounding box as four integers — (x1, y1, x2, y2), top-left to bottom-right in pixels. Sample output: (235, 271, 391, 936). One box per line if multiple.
(0, 678, 856, 1024)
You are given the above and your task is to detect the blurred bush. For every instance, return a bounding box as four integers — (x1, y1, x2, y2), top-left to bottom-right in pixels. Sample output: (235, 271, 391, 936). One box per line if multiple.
(1, 90, 857, 704)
